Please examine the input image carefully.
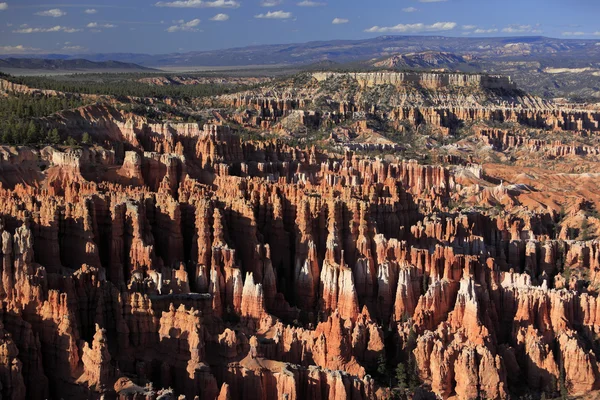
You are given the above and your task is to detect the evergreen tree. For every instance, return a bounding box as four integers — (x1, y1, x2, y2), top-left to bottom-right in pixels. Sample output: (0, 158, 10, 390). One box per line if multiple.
(559, 362, 568, 399)
(47, 128, 61, 145)
(406, 327, 418, 352)
(580, 218, 592, 241)
(395, 363, 407, 390)
(377, 353, 393, 387)
(407, 356, 419, 391)
(2, 131, 13, 145)
(81, 132, 92, 145)
(26, 121, 39, 144)
(0, 92, 89, 145)
(64, 136, 78, 147)
(377, 354, 387, 377)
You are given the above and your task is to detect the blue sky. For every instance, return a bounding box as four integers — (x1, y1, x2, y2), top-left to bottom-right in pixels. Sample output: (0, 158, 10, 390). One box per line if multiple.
(0, 0, 598, 55)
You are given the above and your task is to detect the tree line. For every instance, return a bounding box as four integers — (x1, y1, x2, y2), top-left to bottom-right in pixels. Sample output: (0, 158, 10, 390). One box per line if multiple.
(4, 73, 261, 100)
(0, 93, 89, 145)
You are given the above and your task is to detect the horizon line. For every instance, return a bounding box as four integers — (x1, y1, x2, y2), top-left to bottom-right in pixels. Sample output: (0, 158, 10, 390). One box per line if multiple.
(1, 33, 600, 58)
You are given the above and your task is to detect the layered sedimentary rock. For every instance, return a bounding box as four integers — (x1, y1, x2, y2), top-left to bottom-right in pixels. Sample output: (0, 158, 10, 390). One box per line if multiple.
(0, 128, 598, 399)
(1, 70, 600, 400)
(312, 71, 517, 90)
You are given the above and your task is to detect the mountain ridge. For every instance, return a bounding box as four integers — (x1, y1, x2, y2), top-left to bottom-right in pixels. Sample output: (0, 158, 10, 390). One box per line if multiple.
(0, 58, 156, 72)
(2, 35, 600, 67)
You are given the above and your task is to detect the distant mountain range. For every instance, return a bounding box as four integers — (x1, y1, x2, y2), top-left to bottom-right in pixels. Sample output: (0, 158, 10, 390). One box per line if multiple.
(2, 36, 600, 100)
(370, 51, 477, 70)
(0, 58, 155, 71)
(1, 35, 600, 68)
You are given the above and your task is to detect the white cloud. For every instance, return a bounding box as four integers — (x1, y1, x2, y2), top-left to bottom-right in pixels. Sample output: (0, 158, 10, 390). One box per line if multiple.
(156, 0, 240, 8)
(562, 31, 585, 36)
(62, 45, 86, 52)
(210, 13, 229, 21)
(261, 0, 281, 5)
(0, 45, 41, 54)
(365, 21, 456, 33)
(84, 9, 97, 14)
(332, 18, 348, 25)
(254, 10, 292, 19)
(502, 24, 541, 33)
(167, 18, 201, 32)
(474, 28, 498, 34)
(35, 9, 66, 17)
(402, 7, 418, 12)
(14, 25, 81, 34)
(0, 3, 7, 11)
(87, 22, 116, 28)
(297, 0, 325, 6)
(594, 32, 600, 36)
(462, 25, 477, 30)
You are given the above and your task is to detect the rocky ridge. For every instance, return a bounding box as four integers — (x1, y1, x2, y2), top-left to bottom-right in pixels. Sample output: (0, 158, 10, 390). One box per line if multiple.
(0, 71, 598, 399)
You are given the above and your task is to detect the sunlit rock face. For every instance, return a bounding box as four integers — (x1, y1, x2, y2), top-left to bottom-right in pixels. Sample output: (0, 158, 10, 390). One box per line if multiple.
(1, 72, 600, 400)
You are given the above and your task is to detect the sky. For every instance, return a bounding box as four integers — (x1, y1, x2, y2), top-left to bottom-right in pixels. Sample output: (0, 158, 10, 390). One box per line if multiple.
(0, 0, 599, 55)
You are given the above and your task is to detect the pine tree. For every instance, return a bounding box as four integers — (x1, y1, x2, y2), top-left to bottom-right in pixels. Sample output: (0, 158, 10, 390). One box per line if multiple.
(26, 121, 39, 144)
(580, 218, 592, 241)
(377, 354, 387, 378)
(406, 327, 417, 352)
(81, 132, 92, 145)
(395, 363, 407, 390)
(407, 356, 419, 391)
(559, 362, 568, 399)
(64, 136, 78, 147)
(47, 128, 61, 145)
(1, 131, 13, 145)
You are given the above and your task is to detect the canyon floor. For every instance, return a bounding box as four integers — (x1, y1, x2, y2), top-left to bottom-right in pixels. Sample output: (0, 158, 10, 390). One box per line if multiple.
(0, 68, 598, 400)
